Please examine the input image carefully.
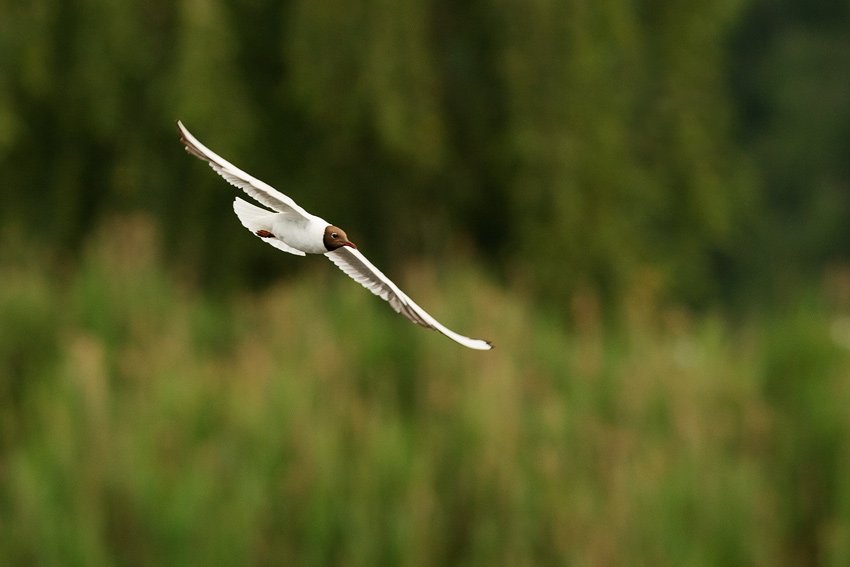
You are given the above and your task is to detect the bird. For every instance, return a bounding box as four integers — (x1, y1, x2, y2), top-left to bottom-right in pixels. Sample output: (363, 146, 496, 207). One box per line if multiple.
(177, 121, 492, 350)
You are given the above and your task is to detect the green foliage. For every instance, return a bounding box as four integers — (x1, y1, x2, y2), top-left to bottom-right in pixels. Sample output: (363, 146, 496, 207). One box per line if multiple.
(732, 0, 850, 277)
(0, 0, 768, 304)
(2, 1, 850, 563)
(1, 220, 850, 564)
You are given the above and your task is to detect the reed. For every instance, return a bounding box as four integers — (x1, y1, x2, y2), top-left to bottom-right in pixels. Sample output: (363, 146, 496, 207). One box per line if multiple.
(1, 219, 848, 565)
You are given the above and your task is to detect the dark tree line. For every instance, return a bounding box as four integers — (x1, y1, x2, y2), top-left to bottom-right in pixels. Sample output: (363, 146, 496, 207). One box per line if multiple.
(1, 0, 847, 304)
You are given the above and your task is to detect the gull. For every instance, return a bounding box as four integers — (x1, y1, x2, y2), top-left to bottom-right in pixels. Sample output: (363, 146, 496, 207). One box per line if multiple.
(177, 121, 492, 350)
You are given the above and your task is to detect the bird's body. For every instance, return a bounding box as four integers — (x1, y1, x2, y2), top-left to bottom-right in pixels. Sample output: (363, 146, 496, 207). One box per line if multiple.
(267, 212, 328, 255)
(273, 217, 326, 254)
(177, 121, 492, 350)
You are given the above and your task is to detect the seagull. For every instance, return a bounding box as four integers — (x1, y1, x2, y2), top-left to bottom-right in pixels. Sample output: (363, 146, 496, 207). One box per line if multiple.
(177, 121, 492, 350)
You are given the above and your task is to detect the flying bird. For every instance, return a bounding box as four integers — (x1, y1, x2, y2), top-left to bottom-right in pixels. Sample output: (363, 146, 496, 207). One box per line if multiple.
(177, 121, 492, 350)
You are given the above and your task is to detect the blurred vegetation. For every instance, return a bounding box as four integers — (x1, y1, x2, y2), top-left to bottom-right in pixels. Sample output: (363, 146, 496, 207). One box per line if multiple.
(1, 0, 850, 564)
(1, 218, 850, 565)
(1, 0, 762, 300)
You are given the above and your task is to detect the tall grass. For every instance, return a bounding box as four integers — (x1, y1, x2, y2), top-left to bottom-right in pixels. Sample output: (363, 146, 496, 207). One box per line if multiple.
(1, 216, 849, 565)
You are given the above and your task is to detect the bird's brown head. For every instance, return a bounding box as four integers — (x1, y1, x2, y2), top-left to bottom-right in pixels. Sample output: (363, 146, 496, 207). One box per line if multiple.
(323, 225, 357, 251)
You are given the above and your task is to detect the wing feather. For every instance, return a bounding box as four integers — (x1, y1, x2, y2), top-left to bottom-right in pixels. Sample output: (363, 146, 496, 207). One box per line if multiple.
(326, 247, 492, 350)
(177, 121, 311, 221)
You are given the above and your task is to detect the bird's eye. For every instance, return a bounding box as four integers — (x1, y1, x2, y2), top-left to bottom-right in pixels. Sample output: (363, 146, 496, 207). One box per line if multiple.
(331, 232, 339, 239)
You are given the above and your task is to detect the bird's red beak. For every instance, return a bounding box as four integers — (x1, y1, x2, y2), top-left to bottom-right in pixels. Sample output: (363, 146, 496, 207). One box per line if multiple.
(342, 241, 357, 249)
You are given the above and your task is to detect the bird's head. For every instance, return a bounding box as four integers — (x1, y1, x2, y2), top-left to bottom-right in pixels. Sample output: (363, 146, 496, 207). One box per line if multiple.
(323, 225, 357, 251)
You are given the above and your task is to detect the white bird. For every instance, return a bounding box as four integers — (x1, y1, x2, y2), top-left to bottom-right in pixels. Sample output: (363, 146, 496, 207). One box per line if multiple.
(177, 121, 492, 350)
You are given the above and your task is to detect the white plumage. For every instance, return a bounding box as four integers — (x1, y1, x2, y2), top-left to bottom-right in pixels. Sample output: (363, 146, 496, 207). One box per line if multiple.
(178, 121, 492, 351)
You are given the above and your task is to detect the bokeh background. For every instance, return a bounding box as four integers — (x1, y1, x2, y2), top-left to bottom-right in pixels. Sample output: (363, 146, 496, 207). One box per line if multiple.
(2, 0, 850, 564)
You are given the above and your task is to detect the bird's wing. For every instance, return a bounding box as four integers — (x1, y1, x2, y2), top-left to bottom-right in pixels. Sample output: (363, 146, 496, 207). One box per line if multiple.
(177, 121, 312, 221)
(326, 247, 492, 350)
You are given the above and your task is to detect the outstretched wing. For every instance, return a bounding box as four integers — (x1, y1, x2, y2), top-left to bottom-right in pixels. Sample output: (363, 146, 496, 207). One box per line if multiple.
(326, 247, 492, 350)
(177, 121, 312, 221)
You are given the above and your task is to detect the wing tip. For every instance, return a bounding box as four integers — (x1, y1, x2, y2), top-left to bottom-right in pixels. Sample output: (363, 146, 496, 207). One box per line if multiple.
(442, 328, 493, 350)
(176, 119, 189, 141)
(176, 120, 209, 162)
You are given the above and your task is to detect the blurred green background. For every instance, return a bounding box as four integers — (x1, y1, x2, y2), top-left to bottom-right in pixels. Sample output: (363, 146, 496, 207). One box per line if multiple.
(2, 0, 850, 564)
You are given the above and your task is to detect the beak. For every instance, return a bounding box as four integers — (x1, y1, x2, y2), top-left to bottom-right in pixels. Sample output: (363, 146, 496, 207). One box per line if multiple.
(342, 241, 357, 249)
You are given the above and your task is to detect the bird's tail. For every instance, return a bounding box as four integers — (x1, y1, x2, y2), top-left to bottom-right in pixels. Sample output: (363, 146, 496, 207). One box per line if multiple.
(233, 197, 276, 233)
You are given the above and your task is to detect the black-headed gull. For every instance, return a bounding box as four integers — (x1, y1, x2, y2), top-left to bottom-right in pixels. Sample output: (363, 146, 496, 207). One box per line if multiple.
(178, 121, 492, 350)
